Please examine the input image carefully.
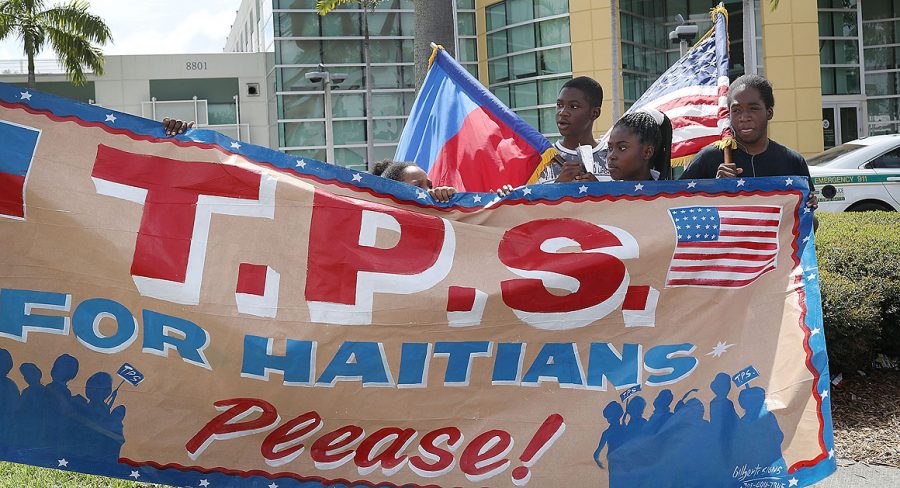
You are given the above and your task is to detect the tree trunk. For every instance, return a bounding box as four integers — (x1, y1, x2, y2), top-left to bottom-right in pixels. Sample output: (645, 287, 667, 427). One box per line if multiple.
(27, 53, 36, 89)
(363, 7, 375, 169)
(414, 0, 456, 92)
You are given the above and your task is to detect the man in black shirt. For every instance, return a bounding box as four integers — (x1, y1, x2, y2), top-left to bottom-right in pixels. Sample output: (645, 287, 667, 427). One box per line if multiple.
(680, 75, 816, 207)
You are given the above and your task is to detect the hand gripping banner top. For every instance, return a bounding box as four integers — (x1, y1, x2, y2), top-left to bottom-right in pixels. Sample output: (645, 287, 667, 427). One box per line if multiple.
(0, 82, 836, 487)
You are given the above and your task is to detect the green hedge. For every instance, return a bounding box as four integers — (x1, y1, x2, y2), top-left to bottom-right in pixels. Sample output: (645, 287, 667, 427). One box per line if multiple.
(815, 212, 900, 373)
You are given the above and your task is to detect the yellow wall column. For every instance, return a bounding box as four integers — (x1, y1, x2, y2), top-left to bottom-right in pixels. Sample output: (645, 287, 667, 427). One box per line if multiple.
(569, 0, 616, 132)
(761, 0, 824, 157)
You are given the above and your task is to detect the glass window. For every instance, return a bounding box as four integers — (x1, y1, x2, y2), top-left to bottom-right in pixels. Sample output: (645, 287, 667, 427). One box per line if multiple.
(539, 18, 570, 46)
(323, 40, 362, 64)
(818, 11, 858, 38)
(286, 148, 327, 162)
(333, 120, 366, 145)
(507, 0, 534, 24)
(457, 0, 475, 9)
(334, 147, 367, 170)
(332, 93, 365, 117)
(862, 0, 900, 21)
(208, 103, 237, 125)
(275, 0, 317, 8)
(865, 46, 900, 71)
(821, 67, 861, 95)
(462, 63, 479, 79)
(373, 144, 398, 162)
(280, 94, 325, 119)
(371, 93, 406, 116)
(865, 72, 900, 97)
(368, 12, 402, 36)
(276, 13, 318, 37)
(539, 78, 567, 104)
(517, 109, 540, 130)
(512, 81, 538, 107)
(489, 59, 509, 83)
(494, 86, 511, 106)
(820, 40, 859, 65)
(369, 39, 404, 63)
(510, 52, 537, 79)
(486, 3, 506, 31)
(540, 47, 571, 75)
(277, 40, 321, 64)
(458, 12, 476, 36)
(539, 107, 558, 134)
(322, 12, 361, 36)
(508, 24, 536, 53)
(488, 30, 508, 58)
(331, 66, 365, 90)
(459, 38, 478, 63)
(372, 118, 405, 143)
(863, 20, 900, 46)
(871, 149, 900, 169)
(867, 97, 900, 119)
(535, 0, 568, 17)
(281, 121, 326, 147)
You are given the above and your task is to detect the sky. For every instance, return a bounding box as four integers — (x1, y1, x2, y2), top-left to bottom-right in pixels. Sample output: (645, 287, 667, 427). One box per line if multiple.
(0, 0, 244, 60)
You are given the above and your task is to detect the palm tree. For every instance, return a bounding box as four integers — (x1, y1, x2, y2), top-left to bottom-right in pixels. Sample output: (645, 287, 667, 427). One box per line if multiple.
(413, 0, 455, 91)
(316, 0, 385, 167)
(0, 0, 111, 89)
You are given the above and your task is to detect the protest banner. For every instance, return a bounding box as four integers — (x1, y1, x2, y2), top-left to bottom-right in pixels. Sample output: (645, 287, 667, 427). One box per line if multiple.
(0, 82, 836, 487)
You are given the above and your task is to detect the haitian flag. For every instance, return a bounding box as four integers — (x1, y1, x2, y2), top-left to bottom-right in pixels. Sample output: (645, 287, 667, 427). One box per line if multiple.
(394, 45, 555, 192)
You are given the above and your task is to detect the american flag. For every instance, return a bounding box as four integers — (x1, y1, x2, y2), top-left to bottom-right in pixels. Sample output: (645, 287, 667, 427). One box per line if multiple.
(665, 205, 782, 288)
(601, 6, 730, 166)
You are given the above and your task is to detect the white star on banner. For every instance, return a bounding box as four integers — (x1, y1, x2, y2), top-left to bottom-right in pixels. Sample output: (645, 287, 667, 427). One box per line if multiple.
(351, 173, 362, 182)
(268, 483, 278, 488)
(416, 189, 427, 200)
(105, 114, 117, 123)
(296, 159, 306, 168)
(789, 478, 799, 487)
(522, 187, 532, 195)
(806, 273, 817, 281)
(810, 327, 821, 336)
(199, 480, 210, 487)
(803, 235, 811, 243)
(736, 178, 746, 187)
(19, 91, 32, 100)
(230, 142, 241, 149)
(706, 341, 735, 358)
(578, 185, 588, 193)
(473, 195, 482, 203)
(634, 183, 644, 191)
(130, 471, 140, 479)
(829, 448, 835, 459)
(58, 459, 68, 467)
(785, 178, 794, 186)
(821, 389, 829, 399)
(687, 180, 697, 188)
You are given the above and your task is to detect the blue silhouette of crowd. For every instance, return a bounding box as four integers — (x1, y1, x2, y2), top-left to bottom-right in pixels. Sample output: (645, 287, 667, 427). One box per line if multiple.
(593, 372, 786, 487)
(0, 348, 126, 460)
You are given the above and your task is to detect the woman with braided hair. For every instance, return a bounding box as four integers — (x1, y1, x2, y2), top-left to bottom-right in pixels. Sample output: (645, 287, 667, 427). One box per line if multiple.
(606, 108, 673, 181)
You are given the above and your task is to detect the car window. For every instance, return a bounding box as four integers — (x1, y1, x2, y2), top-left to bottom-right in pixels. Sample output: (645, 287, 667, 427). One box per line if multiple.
(807, 143, 865, 166)
(867, 147, 900, 169)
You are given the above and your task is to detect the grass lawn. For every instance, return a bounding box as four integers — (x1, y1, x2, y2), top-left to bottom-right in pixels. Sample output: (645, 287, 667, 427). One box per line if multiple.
(0, 462, 167, 488)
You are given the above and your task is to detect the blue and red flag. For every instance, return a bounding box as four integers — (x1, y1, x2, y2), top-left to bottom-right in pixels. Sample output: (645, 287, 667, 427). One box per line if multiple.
(0, 118, 40, 219)
(394, 45, 555, 192)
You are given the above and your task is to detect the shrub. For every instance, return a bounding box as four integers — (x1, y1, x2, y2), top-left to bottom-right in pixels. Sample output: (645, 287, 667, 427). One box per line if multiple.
(815, 211, 900, 373)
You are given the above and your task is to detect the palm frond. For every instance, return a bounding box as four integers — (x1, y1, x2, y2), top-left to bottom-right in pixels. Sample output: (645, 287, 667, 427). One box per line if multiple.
(44, 24, 102, 84)
(315, 0, 355, 16)
(769, 0, 779, 10)
(40, 0, 111, 44)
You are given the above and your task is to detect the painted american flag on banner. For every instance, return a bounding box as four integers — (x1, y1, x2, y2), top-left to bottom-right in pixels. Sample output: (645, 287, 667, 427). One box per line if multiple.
(665, 205, 782, 288)
(602, 6, 730, 166)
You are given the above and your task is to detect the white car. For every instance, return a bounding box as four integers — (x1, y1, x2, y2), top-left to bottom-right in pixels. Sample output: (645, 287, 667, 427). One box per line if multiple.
(808, 135, 900, 212)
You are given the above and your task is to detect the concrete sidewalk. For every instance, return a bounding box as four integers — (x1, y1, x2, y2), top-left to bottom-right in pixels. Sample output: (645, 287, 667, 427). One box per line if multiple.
(812, 460, 900, 487)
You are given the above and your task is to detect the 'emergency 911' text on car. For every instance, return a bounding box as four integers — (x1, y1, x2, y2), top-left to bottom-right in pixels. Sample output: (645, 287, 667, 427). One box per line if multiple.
(808, 135, 900, 212)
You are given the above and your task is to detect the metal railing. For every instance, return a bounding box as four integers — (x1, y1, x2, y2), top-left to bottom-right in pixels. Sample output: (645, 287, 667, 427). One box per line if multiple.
(0, 58, 76, 75)
(140, 96, 251, 143)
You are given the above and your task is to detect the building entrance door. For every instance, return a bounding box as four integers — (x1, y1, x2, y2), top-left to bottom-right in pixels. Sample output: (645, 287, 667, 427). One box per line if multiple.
(822, 103, 862, 149)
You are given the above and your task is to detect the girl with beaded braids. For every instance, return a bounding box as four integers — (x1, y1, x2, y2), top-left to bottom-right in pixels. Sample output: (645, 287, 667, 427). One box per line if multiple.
(606, 108, 673, 181)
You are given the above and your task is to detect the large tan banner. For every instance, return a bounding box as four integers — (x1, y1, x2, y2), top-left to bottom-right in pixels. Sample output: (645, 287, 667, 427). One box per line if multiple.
(0, 83, 836, 487)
